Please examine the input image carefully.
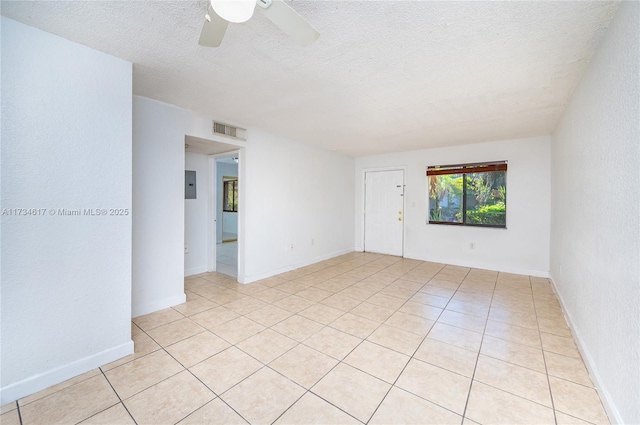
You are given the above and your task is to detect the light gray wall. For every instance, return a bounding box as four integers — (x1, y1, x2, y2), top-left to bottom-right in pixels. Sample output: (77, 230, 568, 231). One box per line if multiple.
(1, 17, 133, 403)
(550, 2, 639, 423)
(185, 152, 209, 276)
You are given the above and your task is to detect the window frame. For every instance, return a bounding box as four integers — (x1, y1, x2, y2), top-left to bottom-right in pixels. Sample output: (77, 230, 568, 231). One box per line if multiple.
(427, 161, 507, 228)
(222, 177, 238, 213)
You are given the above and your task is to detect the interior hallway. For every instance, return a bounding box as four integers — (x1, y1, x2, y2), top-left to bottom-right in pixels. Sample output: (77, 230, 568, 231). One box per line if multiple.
(1, 252, 609, 425)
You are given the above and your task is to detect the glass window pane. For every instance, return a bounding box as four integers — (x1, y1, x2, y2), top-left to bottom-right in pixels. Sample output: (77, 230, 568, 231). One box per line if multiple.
(465, 171, 506, 226)
(428, 174, 463, 223)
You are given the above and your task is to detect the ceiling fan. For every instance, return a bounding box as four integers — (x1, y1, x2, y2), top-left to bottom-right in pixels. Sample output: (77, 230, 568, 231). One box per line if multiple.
(199, 0, 320, 47)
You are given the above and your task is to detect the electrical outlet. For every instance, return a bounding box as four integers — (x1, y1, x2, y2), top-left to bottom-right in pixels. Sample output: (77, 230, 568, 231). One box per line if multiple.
(470, 242, 475, 249)
(184, 244, 189, 254)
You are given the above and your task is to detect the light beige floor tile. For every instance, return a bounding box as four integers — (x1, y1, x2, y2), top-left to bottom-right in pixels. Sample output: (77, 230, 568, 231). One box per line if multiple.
(212, 316, 265, 344)
(397, 301, 443, 321)
(426, 279, 461, 291)
(330, 313, 379, 338)
(465, 381, 555, 425)
(271, 314, 325, 342)
(270, 344, 338, 388)
(298, 303, 344, 325)
(378, 286, 415, 301)
(20, 375, 119, 425)
(251, 288, 290, 303)
(395, 359, 471, 415)
(474, 355, 552, 407)
(165, 331, 230, 367)
(541, 332, 581, 358)
(392, 279, 426, 291)
(244, 304, 293, 327)
(410, 292, 450, 308)
(350, 302, 395, 323)
(131, 322, 143, 336)
(366, 293, 406, 310)
(304, 327, 362, 360)
(438, 309, 486, 333)
(549, 377, 610, 424)
(420, 284, 456, 298)
(237, 329, 297, 363)
(537, 316, 572, 337)
(484, 320, 541, 348)
(234, 282, 268, 295)
(178, 398, 249, 424)
(274, 295, 316, 313)
(132, 308, 184, 331)
(172, 297, 218, 317)
(428, 322, 483, 352)
(544, 351, 593, 386)
(190, 306, 239, 330)
(446, 300, 490, 318)
(480, 335, 546, 373)
(0, 403, 17, 414)
(124, 371, 214, 425)
(210, 290, 246, 305)
(79, 403, 135, 424)
(384, 311, 434, 336)
(414, 338, 478, 378)
(20, 369, 102, 405)
(367, 325, 424, 356)
(274, 392, 360, 425)
(190, 347, 262, 395)
(0, 409, 20, 425)
(451, 291, 492, 306)
(554, 411, 595, 425)
(224, 297, 268, 315)
(105, 350, 184, 399)
(321, 293, 363, 311)
(221, 367, 305, 425)
(488, 307, 538, 330)
(311, 363, 391, 423)
(344, 341, 409, 383)
(296, 287, 334, 302)
(146, 318, 205, 347)
(370, 386, 462, 425)
(256, 276, 288, 288)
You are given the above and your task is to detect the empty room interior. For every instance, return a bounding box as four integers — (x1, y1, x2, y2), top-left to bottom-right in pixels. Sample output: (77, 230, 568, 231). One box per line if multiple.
(1, 1, 638, 424)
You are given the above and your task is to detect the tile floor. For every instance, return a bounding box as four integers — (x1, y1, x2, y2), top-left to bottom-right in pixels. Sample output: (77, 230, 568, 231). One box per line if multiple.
(2, 252, 611, 425)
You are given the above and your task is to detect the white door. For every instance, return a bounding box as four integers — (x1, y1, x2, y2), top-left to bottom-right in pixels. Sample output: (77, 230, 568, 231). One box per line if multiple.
(364, 170, 404, 256)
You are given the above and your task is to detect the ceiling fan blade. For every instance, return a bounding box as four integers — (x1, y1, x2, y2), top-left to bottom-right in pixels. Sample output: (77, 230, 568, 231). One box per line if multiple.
(259, 0, 319, 46)
(198, 5, 229, 47)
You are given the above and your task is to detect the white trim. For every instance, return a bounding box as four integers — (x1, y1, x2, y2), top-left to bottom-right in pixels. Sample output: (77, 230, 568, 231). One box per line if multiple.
(0, 340, 133, 405)
(131, 293, 186, 318)
(548, 274, 622, 425)
(207, 156, 217, 273)
(361, 166, 408, 257)
(242, 247, 355, 284)
(403, 252, 550, 278)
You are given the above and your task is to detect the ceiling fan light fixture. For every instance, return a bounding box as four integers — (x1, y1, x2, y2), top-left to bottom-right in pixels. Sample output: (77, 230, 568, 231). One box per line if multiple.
(211, 0, 256, 23)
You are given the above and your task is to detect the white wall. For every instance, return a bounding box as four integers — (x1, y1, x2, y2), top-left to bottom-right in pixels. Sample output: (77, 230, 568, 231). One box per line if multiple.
(133, 97, 242, 316)
(355, 137, 551, 276)
(216, 162, 238, 243)
(242, 130, 356, 282)
(550, 2, 639, 423)
(1, 18, 133, 404)
(184, 152, 209, 276)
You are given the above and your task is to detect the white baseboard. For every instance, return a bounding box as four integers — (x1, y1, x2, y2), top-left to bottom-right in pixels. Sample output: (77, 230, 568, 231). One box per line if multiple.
(131, 293, 186, 318)
(241, 247, 355, 284)
(548, 273, 622, 424)
(403, 252, 550, 278)
(185, 265, 207, 277)
(0, 340, 133, 405)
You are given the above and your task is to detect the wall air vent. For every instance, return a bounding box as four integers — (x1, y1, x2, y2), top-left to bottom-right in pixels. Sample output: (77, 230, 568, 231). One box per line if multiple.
(212, 121, 247, 141)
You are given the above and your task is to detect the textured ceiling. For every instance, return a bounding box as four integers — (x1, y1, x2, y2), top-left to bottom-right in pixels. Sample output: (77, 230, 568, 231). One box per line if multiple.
(1, 1, 619, 156)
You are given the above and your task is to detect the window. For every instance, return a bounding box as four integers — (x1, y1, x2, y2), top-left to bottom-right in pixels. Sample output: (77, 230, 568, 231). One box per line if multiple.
(427, 161, 507, 228)
(223, 177, 238, 212)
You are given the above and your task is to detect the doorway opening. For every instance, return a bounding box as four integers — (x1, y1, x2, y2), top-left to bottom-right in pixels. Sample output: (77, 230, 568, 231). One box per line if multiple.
(216, 156, 239, 277)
